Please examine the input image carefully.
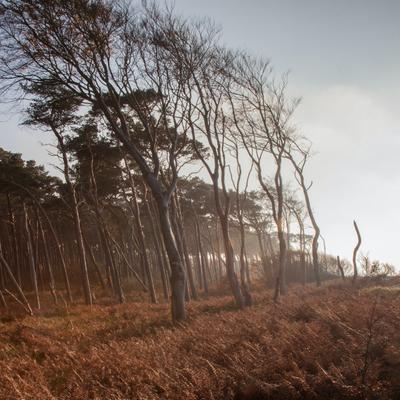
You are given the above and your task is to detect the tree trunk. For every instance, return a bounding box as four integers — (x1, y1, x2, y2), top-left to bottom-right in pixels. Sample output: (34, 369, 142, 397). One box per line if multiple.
(145, 194, 168, 301)
(38, 213, 57, 304)
(220, 215, 244, 308)
(53, 129, 92, 305)
(352, 220, 361, 284)
(156, 199, 186, 322)
(239, 220, 252, 306)
(274, 224, 287, 302)
(194, 211, 208, 294)
(0, 250, 33, 315)
(337, 256, 345, 280)
(23, 203, 40, 309)
(6, 194, 21, 286)
(175, 193, 198, 300)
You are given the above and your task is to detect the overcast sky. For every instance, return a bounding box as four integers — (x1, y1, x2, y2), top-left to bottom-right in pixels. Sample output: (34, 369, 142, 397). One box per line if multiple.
(1, 0, 400, 267)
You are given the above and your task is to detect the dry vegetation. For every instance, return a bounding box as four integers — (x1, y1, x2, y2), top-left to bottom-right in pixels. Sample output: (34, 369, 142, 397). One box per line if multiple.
(0, 279, 399, 400)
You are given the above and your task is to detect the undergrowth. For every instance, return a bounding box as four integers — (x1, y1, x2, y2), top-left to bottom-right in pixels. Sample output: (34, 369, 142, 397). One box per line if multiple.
(0, 280, 399, 399)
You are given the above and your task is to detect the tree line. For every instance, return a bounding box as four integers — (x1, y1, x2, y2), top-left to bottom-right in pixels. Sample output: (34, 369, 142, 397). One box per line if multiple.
(0, 0, 352, 321)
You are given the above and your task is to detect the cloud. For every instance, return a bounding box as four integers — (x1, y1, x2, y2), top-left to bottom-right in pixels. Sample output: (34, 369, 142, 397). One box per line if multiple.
(293, 84, 400, 268)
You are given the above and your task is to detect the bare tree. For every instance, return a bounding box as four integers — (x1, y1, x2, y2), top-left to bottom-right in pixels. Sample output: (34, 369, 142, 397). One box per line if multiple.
(228, 140, 253, 305)
(160, 19, 247, 308)
(337, 256, 345, 280)
(228, 55, 297, 300)
(0, 0, 196, 320)
(353, 220, 362, 283)
(284, 143, 321, 287)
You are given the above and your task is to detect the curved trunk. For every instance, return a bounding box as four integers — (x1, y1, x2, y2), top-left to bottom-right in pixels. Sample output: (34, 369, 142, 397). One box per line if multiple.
(296, 169, 321, 287)
(352, 221, 361, 284)
(312, 227, 321, 286)
(156, 199, 186, 322)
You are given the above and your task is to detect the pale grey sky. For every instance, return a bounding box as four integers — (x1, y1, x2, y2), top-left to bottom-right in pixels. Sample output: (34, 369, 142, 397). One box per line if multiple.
(1, 0, 400, 267)
(173, 0, 400, 268)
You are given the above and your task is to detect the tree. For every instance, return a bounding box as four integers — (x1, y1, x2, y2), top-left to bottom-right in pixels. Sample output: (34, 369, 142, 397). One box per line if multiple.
(0, 0, 198, 320)
(228, 55, 296, 300)
(353, 220, 362, 284)
(284, 141, 322, 287)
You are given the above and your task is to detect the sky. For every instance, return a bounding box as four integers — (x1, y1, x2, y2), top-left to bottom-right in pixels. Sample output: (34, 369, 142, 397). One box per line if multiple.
(1, 0, 400, 267)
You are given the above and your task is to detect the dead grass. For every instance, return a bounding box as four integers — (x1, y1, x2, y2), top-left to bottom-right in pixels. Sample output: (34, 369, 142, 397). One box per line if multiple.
(0, 280, 399, 399)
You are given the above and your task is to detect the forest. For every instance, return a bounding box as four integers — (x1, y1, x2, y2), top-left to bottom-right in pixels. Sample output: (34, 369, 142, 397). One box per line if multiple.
(0, 1, 399, 399)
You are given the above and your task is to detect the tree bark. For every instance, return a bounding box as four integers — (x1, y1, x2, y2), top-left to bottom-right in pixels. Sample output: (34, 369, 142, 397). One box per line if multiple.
(352, 220, 361, 284)
(337, 256, 345, 280)
(23, 203, 40, 309)
(156, 199, 186, 321)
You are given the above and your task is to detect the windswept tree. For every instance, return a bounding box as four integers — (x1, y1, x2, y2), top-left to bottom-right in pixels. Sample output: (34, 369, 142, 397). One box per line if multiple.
(284, 138, 322, 286)
(227, 55, 298, 300)
(148, 13, 248, 308)
(0, 0, 201, 320)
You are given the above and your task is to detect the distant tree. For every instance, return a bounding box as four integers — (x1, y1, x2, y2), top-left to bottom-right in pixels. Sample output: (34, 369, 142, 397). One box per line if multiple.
(353, 220, 362, 284)
(284, 141, 322, 287)
(228, 55, 296, 300)
(24, 85, 93, 305)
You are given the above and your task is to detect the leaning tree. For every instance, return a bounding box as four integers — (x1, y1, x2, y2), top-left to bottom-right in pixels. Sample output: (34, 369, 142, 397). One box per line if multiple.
(0, 0, 204, 320)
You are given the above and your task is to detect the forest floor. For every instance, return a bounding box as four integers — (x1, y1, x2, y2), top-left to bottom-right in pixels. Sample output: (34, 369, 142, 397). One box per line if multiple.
(0, 279, 400, 400)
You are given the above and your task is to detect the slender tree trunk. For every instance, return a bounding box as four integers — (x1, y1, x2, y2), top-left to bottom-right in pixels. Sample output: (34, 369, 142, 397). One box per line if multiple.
(352, 220, 361, 284)
(220, 215, 244, 308)
(215, 221, 223, 283)
(26, 187, 73, 303)
(239, 218, 252, 306)
(256, 230, 269, 285)
(109, 236, 148, 292)
(170, 195, 190, 301)
(144, 192, 168, 301)
(274, 222, 287, 302)
(53, 130, 92, 306)
(244, 250, 251, 287)
(175, 193, 198, 300)
(194, 210, 208, 294)
(337, 256, 345, 280)
(71, 198, 92, 305)
(123, 159, 157, 302)
(293, 167, 321, 287)
(38, 213, 57, 303)
(23, 203, 40, 309)
(82, 235, 106, 291)
(6, 194, 21, 286)
(156, 198, 186, 321)
(0, 250, 33, 315)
